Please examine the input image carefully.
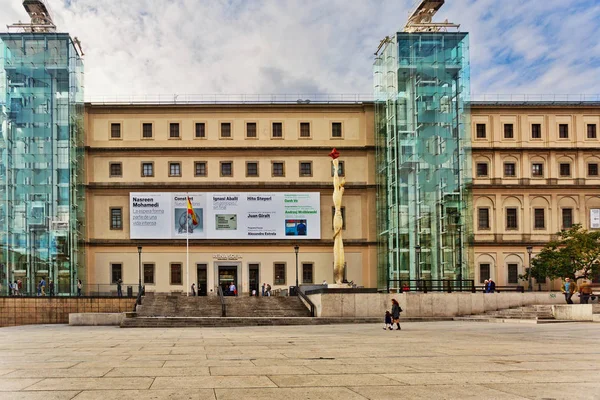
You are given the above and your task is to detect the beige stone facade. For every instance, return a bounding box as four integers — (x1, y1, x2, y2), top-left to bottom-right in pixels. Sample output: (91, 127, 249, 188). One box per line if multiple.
(471, 103, 600, 289)
(84, 103, 377, 294)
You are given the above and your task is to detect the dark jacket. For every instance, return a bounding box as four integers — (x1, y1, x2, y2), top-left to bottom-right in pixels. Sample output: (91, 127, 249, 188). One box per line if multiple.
(488, 280, 496, 293)
(391, 303, 401, 319)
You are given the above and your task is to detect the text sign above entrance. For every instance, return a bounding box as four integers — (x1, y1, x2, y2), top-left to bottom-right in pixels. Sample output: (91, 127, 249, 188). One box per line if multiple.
(130, 192, 321, 239)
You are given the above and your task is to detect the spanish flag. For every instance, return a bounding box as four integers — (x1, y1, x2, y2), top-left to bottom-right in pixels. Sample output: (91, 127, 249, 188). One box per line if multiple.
(186, 196, 198, 226)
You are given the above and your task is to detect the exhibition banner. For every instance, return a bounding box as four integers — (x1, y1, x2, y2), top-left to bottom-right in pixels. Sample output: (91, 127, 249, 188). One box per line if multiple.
(130, 192, 321, 239)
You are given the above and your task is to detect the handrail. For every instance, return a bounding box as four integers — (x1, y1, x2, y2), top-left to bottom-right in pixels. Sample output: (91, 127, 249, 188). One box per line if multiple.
(217, 286, 226, 317)
(297, 288, 316, 317)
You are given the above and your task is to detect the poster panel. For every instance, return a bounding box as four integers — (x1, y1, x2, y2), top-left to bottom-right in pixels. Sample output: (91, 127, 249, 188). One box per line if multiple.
(591, 209, 600, 229)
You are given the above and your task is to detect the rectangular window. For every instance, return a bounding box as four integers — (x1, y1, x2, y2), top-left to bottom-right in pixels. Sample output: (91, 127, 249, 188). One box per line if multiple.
(331, 206, 346, 230)
(299, 162, 312, 177)
(246, 162, 258, 177)
(195, 122, 206, 138)
(331, 122, 342, 138)
(143, 263, 155, 284)
(331, 161, 345, 177)
(479, 264, 490, 283)
(272, 122, 283, 138)
(559, 163, 571, 177)
(562, 208, 573, 229)
(476, 163, 488, 177)
(588, 124, 597, 139)
(504, 124, 514, 139)
(478, 208, 490, 229)
(476, 124, 486, 138)
(531, 163, 543, 177)
(109, 162, 122, 178)
(111, 263, 122, 284)
(170, 263, 182, 285)
(274, 263, 286, 285)
(534, 208, 545, 229)
(588, 163, 599, 176)
(220, 161, 233, 177)
(302, 263, 313, 284)
(506, 208, 518, 229)
(220, 122, 231, 138)
(559, 124, 569, 139)
(110, 123, 121, 139)
(246, 122, 257, 138)
(141, 162, 154, 177)
(142, 123, 153, 138)
(531, 124, 541, 139)
(507, 264, 519, 284)
(169, 123, 180, 138)
(272, 161, 285, 177)
(169, 162, 181, 177)
(504, 163, 516, 177)
(300, 122, 311, 138)
(194, 161, 207, 177)
(110, 208, 122, 230)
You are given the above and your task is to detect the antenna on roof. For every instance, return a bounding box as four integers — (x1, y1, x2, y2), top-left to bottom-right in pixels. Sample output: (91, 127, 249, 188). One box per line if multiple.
(7, 0, 56, 32)
(404, 0, 459, 32)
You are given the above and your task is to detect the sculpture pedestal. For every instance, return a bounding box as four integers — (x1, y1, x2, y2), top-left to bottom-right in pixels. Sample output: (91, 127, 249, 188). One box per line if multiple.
(327, 283, 353, 289)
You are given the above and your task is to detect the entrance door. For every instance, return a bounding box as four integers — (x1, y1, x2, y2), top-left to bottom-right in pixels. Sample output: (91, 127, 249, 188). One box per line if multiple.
(249, 264, 259, 296)
(197, 264, 207, 296)
(218, 266, 237, 296)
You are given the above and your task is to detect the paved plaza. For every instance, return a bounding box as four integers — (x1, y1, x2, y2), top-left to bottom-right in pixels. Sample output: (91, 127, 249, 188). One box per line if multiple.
(0, 321, 599, 399)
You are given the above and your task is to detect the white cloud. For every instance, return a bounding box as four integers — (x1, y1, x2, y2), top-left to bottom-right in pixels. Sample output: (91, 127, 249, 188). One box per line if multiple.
(0, 0, 598, 98)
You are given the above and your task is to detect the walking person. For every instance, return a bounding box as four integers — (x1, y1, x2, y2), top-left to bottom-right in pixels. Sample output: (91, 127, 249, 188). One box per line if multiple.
(488, 279, 496, 293)
(391, 299, 402, 330)
(40, 277, 46, 296)
(578, 280, 592, 304)
(261, 283, 266, 296)
(49, 279, 54, 296)
(266, 283, 271, 297)
(383, 310, 393, 330)
(77, 279, 82, 296)
(561, 277, 576, 304)
(191, 283, 196, 296)
(483, 280, 489, 293)
(117, 279, 123, 297)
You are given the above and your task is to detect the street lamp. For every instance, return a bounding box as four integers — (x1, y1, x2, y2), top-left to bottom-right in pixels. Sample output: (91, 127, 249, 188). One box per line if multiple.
(526, 246, 533, 292)
(415, 245, 421, 291)
(137, 246, 142, 303)
(294, 245, 299, 295)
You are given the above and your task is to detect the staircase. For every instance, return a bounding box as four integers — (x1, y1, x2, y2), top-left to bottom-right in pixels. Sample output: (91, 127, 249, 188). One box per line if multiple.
(135, 293, 223, 317)
(226, 296, 311, 317)
(454, 305, 572, 324)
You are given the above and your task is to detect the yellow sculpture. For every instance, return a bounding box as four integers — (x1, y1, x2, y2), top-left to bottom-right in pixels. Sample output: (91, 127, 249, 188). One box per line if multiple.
(329, 148, 345, 284)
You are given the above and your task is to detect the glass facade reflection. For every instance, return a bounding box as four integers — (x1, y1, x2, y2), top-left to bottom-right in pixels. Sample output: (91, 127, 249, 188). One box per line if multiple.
(0, 33, 84, 295)
(374, 32, 472, 290)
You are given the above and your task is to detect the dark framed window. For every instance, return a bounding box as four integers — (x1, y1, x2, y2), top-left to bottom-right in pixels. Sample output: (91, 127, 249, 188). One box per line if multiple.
(507, 264, 519, 284)
(246, 162, 259, 177)
(111, 263, 122, 284)
(299, 162, 312, 177)
(169, 162, 181, 177)
(479, 264, 490, 283)
(331, 122, 343, 138)
(476, 163, 488, 177)
(246, 122, 257, 138)
(331, 161, 345, 177)
(331, 206, 346, 230)
(562, 208, 573, 229)
(302, 263, 314, 284)
(531, 124, 541, 139)
(534, 208, 545, 229)
(588, 124, 597, 139)
(504, 124, 514, 139)
(169, 123, 180, 138)
(476, 124, 486, 138)
(220, 122, 231, 138)
(588, 163, 599, 176)
(143, 263, 155, 284)
(110, 123, 121, 139)
(142, 123, 153, 138)
(170, 264, 182, 285)
(274, 263, 286, 285)
(300, 122, 311, 138)
(559, 124, 569, 139)
(559, 163, 571, 177)
(110, 208, 122, 230)
(478, 208, 490, 229)
(109, 162, 122, 177)
(141, 162, 154, 177)
(272, 122, 283, 138)
(506, 208, 518, 229)
(220, 161, 233, 177)
(531, 163, 543, 177)
(272, 161, 285, 177)
(194, 161, 207, 177)
(195, 122, 206, 138)
(504, 163, 516, 177)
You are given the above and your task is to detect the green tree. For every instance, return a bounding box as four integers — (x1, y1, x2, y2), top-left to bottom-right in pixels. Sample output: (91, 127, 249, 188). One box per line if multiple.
(524, 225, 600, 281)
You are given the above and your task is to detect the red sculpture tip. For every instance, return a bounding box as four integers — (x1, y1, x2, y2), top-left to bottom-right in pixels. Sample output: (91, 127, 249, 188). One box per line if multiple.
(329, 148, 340, 159)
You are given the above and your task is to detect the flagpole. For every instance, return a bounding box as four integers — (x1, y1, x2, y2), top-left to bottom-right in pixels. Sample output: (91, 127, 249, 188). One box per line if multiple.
(186, 193, 190, 297)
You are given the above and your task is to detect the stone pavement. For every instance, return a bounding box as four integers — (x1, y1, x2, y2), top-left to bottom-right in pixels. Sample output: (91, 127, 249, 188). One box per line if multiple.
(0, 321, 599, 399)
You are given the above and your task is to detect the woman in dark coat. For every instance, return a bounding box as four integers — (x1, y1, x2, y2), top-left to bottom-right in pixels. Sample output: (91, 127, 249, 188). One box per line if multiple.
(391, 299, 402, 330)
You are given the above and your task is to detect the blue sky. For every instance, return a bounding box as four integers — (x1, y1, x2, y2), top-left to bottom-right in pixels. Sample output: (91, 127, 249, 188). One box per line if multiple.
(1, 0, 599, 99)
